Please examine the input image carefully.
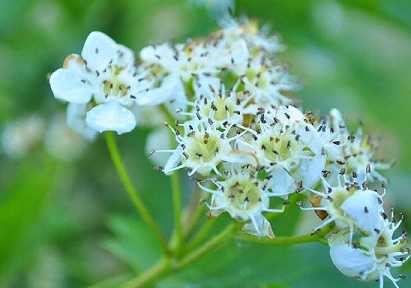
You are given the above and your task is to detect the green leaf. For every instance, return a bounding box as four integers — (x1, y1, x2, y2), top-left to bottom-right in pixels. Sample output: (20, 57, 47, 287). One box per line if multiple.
(0, 157, 57, 277)
(103, 215, 163, 272)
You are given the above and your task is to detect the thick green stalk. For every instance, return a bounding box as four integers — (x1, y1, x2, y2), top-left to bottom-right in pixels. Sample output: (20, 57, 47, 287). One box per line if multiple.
(122, 224, 331, 288)
(123, 224, 238, 288)
(122, 258, 171, 288)
(104, 132, 168, 252)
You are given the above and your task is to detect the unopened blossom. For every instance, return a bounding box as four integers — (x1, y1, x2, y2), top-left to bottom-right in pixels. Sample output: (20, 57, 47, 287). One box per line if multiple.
(304, 177, 385, 237)
(50, 32, 142, 134)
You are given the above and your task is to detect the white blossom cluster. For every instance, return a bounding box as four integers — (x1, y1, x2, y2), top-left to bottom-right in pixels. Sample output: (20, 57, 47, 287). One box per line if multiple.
(1, 113, 89, 161)
(48, 19, 408, 287)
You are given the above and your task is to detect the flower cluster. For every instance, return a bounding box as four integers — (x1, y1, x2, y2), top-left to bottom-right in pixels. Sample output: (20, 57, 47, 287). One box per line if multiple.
(48, 19, 408, 287)
(1, 113, 89, 161)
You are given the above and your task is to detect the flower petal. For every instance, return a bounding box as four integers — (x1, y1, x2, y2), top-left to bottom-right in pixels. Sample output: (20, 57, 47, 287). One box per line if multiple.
(145, 128, 171, 167)
(135, 74, 184, 106)
(86, 102, 136, 134)
(228, 39, 249, 75)
(66, 103, 97, 140)
(140, 43, 177, 68)
(81, 31, 117, 72)
(330, 243, 375, 278)
(269, 167, 296, 196)
(243, 214, 274, 238)
(49, 68, 93, 104)
(341, 190, 384, 233)
(163, 148, 183, 175)
(294, 154, 326, 188)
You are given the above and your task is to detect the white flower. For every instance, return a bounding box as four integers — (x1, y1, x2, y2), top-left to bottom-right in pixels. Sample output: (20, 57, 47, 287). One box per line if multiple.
(219, 18, 283, 54)
(241, 54, 295, 106)
(320, 109, 389, 184)
(161, 120, 238, 176)
(199, 166, 284, 237)
(1, 115, 45, 158)
(50, 31, 141, 134)
(239, 105, 324, 188)
(304, 178, 385, 237)
(343, 128, 389, 183)
(138, 32, 249, 108)
(329, 224, 409, 288)
(185, 80, 248, 127)
(314, 110, 347, 163)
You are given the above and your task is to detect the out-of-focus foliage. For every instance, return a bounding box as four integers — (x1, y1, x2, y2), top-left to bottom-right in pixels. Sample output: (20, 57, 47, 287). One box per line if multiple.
(0, 0, 410, 287)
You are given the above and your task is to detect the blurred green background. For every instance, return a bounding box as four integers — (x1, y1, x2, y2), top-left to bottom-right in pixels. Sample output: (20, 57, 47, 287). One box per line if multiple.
(1, 0, 410, 287)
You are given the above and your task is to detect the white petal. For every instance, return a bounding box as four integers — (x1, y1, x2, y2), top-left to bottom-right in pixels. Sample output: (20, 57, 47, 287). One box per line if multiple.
(278, 105, 305, 122)
(81, 31, 117, 71)
(140, 43, 176, 68)
(229, 39, 249, 75)
(66, 103, 97, 140)
(269, 167, 296, 196)
(341, 190, 384, 233)
(330, 243, 375, 278)
(49, 68, 93, 104)
(193, 75, 221, 97)
(243, 214, 274, 238)
(115, 44, 135, 68)
(294, 154, 326, 188)
(145, 128, 171, 166)
(329, 108, 346, 132)
(163, 148, 183, 175)
(86, 102, 136, 134)
(299, 124, 322, 154)
(135, 74, 185, 106)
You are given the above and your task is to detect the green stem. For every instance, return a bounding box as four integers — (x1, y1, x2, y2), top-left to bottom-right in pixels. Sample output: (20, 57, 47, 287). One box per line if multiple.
(186, 217, 217, 252)
(123, 223, 331, 288)
(123, 224, 238, 288)
(122, 258, 171, 288)
(159, 104, 184, 251)
(182, 187, 204, 237)
(237, 225, 333, 245)
(176, 223, 238, 269)
(169, 172, 184, 251)
(104, 132, 168, 252)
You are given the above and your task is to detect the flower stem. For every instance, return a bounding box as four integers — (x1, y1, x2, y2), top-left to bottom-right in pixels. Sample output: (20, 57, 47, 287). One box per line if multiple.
(237, 225, 334, 245)
(122, 224, 238, 288)
(182, 187, 204, 237)
(176, 223, 238, 269)
(186, 217, 217, 252)
(104, 132, 168, 252)
(169, 172, 184, 251)
(122, 258, 171, 288)
(122, 223, 332, 288)
(159, 104, 184, 252)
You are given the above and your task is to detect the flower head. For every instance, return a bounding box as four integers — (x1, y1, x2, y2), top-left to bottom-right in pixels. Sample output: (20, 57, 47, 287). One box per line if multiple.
(199, 165, 285, 237)
(50, 32, 142, 134)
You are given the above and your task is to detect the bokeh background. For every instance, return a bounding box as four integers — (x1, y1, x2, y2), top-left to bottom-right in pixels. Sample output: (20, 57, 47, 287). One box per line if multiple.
(1, 0, 410, 287)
